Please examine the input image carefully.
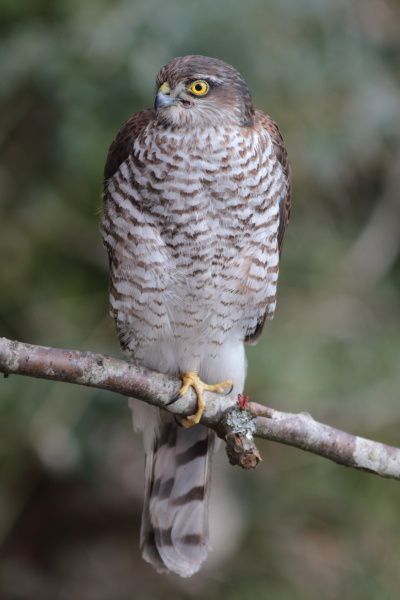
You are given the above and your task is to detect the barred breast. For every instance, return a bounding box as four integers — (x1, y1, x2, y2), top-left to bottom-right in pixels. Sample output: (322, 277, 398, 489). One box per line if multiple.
(102, 117, 287, 370)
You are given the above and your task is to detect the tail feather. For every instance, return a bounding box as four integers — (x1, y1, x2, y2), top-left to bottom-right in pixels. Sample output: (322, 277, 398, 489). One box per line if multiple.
(140, 415, 215, 577)
(140, 450, 169, 573)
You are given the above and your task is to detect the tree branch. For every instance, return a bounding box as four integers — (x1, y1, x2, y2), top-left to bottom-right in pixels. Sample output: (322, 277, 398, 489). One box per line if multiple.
(1, 336, 399, 479)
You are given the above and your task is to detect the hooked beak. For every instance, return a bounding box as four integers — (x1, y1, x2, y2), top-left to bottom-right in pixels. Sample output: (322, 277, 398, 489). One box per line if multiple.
(154, 91, 177, 110)
(154, 81, 177, 110)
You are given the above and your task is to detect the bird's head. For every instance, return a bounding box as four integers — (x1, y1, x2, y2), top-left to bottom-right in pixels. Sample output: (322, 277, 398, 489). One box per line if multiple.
(154, 55, 254, 128)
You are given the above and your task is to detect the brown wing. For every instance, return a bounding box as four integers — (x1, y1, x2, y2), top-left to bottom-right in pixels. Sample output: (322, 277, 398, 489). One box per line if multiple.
(256, 111, 292, 255)
(103, 108, 155, 185)
(244, 112, 291, 344)
(102, 108, 155, 326)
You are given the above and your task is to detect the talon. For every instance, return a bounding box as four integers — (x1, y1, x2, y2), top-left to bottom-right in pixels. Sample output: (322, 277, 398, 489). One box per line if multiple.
(179, 371, 234, 428)
(204, 380, 233, 395)
(166, 389, 184, 406)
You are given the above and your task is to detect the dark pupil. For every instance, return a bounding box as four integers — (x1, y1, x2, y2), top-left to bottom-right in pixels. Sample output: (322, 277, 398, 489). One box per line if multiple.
(195, 83, 203, 91)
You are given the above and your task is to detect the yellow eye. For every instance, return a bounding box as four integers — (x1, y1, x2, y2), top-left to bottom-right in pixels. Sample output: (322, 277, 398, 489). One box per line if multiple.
(188, 80, 209, 96)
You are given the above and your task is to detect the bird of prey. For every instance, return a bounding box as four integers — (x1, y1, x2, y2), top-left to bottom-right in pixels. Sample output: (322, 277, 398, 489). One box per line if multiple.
(101, 55, 291, 577)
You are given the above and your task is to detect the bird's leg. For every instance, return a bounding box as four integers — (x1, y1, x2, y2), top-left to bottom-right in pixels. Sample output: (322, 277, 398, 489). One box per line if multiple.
(179, 371, 233, 428)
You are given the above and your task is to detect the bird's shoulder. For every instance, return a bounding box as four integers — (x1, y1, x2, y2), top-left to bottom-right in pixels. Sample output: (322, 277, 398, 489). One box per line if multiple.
(103, 108, 155, 185)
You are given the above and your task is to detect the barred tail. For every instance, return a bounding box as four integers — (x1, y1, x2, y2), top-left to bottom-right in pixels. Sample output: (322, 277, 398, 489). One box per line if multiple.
(140, 415, 215, 577)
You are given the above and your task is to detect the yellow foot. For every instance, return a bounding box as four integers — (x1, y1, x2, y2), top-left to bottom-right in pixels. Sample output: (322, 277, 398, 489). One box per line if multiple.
(179, 371, 233, 428)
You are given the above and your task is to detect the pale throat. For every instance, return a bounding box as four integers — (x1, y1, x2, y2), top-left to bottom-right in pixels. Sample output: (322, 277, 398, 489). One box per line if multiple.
(156, 102, 241, 129)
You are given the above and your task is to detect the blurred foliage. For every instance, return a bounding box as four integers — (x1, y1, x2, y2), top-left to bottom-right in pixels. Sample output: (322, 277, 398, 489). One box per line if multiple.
(0, 0, 400, 598)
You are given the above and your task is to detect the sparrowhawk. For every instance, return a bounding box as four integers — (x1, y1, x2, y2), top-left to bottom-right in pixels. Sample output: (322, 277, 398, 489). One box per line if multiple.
(101, 55, 291, 577)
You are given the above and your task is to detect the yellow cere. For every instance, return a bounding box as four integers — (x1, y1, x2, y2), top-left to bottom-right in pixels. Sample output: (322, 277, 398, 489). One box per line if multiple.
(188, 80, 209, 96)
(159, 82, 170, 94)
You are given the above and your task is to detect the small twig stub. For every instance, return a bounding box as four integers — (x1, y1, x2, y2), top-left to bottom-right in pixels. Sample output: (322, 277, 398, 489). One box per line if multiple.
(223, 407, 262, 470)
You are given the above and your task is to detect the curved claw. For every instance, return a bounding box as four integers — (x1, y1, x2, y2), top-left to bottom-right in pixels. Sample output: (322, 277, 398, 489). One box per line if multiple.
(166, 389, 183, 406)
(208, 380, 234, 396)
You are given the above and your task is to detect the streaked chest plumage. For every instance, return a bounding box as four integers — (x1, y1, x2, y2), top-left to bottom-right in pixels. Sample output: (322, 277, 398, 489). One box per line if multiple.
(103, 120, 285, 358)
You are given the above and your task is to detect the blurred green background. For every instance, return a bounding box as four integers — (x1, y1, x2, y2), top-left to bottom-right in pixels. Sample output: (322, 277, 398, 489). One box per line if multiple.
(1, 0, 400, 598)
